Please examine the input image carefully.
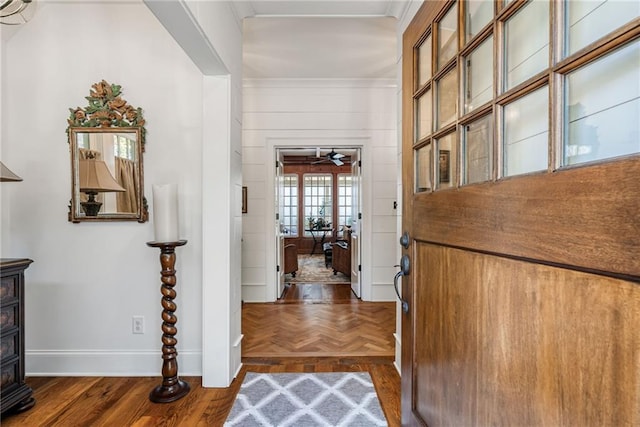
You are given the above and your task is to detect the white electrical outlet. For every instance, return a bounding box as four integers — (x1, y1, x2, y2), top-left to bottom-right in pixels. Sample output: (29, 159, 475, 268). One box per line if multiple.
(132, 316, 145, 334)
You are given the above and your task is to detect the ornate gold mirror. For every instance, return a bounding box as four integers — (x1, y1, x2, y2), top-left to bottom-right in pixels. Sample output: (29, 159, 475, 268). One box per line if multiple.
(67, 80, 148, 223)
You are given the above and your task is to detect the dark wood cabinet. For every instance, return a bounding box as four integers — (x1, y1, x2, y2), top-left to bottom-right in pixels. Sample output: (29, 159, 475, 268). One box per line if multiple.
(1, 258, 34, 415)
(332, 241, 351, 277)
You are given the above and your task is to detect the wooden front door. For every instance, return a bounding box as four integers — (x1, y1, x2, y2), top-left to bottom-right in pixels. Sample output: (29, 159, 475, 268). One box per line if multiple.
(400, 2, 640, 425)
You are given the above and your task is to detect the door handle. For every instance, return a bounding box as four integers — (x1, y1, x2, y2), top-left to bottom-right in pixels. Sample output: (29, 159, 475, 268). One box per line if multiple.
(393, 254, 410, 313)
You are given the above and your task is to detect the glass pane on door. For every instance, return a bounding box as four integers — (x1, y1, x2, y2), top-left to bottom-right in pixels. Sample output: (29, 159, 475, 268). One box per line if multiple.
(437, 3, 458, 71)
(565, 0, 639, 57)
(463, 114, 493, 185)
(564, 40, 640, 165)
(503, 1, 549, 91)
(436, 132, 457, 190)
(418, 35, 432, 87)
(503, 86, 549, 177)
(465, 0, 492, 43)
(416, 90, 433, 141)
(464, 35, 493, 113)
(415, 144, 433, 192)
(436, 69, 457, 130)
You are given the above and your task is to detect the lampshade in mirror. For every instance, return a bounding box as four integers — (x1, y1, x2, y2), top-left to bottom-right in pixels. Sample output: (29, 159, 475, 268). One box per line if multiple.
(78, 158, 125, 216)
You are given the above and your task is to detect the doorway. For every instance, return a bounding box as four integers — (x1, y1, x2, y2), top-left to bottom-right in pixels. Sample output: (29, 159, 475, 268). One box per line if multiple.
(274, 146, 363, 300)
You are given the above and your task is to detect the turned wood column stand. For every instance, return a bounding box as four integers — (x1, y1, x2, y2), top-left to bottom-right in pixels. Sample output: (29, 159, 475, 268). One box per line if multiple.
(146, 240, 190, 403)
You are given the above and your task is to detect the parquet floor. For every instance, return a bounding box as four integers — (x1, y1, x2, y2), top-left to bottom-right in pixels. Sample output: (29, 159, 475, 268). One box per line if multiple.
(243, 300, 396, 358)
(2, 284, 400, 426)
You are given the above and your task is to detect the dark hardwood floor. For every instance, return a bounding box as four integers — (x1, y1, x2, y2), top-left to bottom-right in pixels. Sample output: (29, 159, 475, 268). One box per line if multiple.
(1, 284, 400, 426)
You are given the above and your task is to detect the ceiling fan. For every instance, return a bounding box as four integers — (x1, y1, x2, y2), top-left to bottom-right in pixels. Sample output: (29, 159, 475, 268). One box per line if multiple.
(312, 148, 346, 166)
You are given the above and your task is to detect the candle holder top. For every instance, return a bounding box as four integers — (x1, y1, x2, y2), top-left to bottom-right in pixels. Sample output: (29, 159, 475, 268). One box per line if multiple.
(147, 240, 188, 248)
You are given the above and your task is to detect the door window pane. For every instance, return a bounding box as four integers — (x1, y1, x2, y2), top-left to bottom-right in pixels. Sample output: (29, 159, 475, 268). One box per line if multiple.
(282, 175, 298, 236)
(504, 1, 549, 91)
(303, 174, 332, 236)
(437, 3, 458, 71)
(436, 69, 458, 129)
(464, 35, 493, 114)
(337, 174, 353, 238)
(416, 90, 432, 141)
(565, 0, 639, 57)
(463, 114, 493, 184)
(503, 86, 549, 176)
(415, 144, 433, 192)
(436, 132, 457, 189)
(465, 0, 493, 43)
(418, 35, 432, 87)
(564, 40, 640, 166)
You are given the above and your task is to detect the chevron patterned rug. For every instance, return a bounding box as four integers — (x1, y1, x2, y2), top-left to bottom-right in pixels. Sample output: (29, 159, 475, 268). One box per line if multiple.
(224, 372, 387, 427)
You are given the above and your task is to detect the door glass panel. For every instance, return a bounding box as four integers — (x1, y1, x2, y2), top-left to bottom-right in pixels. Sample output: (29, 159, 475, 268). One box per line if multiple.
(463, 114, 493, 184)
(303, 174, 332, 236)
(565, 0, 639, 57)
(282, 174, 298, 236)
(503, 86, 549, 177)
(415, 144, 433, 192)
(437, 3, 458, 71)
(465, 0, 492, 43)
(416, 90, 432, 141)
(564, 40, 640, 166)
(337, 174, 353, 238)
(436, 132, 457, 189)
(418, 35, 432, 87)
(436, 68, 457, 130)
(503, 1, 549, 91)
(464, 35, 493, 114)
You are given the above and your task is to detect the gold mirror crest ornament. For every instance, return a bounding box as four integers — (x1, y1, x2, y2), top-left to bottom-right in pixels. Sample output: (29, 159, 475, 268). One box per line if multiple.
(67, 80, 149, 223)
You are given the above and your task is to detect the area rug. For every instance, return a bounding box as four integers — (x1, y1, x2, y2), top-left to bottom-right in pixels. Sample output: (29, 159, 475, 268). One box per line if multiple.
(224, 372, 387, 427)
(287, 254, 350, 284)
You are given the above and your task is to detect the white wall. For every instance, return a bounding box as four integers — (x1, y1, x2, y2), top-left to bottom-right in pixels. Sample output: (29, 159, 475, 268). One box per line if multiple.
(242, 79, 398, 302)
(1, 2, 206, 377)
(177, 0, 244, 388)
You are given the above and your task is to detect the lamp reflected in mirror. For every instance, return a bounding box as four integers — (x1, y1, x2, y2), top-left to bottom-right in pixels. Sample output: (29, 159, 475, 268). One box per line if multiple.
(79, 154, 125, 216)
(0, 161, 23, 182)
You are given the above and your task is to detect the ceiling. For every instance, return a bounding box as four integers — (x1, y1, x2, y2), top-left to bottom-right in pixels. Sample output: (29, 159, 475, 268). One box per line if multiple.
(232, 1, 412, 19)
(239, 0, 413, 79)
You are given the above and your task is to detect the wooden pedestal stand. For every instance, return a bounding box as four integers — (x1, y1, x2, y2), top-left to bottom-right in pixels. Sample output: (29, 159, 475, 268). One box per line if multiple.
(146, 240, 190, 403)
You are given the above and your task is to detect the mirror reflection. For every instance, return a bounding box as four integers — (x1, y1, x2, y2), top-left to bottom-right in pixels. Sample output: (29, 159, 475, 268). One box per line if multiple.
(71, 129, 142, 220)
(67, 80, 147, 223)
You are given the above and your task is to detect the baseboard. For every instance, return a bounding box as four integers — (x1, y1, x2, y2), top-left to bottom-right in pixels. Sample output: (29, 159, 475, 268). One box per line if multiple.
(371, 283, 396, 301)
(26, 349, 202, 377)
(241, 285, 267, 302)
(393, 332, 402, 374)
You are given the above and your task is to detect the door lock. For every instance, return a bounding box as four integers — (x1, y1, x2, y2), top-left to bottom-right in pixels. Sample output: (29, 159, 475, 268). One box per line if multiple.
(399, 231, 410, 249)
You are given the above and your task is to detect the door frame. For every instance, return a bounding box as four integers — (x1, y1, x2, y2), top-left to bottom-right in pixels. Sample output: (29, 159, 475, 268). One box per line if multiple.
(266, 137, 370, 301)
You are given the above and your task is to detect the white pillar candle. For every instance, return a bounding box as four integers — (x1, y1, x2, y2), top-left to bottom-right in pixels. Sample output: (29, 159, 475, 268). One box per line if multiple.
(152, 183, 179, 242)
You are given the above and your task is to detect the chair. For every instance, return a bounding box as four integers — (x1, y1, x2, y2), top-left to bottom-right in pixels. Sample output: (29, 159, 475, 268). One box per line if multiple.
(284, 244, 298, 277)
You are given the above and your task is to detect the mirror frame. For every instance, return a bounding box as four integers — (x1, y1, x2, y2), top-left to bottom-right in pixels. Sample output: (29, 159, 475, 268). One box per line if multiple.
(67, 80, 148, 223)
